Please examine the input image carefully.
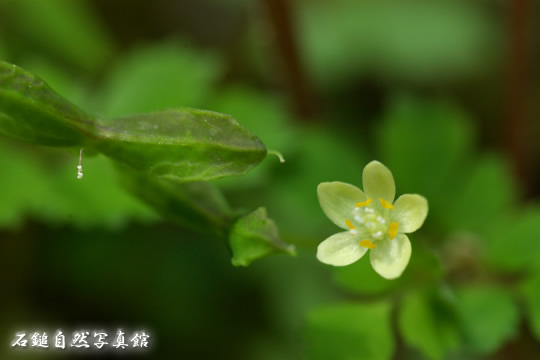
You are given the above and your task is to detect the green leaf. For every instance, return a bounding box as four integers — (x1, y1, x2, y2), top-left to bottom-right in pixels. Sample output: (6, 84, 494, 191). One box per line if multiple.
(521, 274, 540, 342)
(118, 165, 233, 237)
(444, 154, 516, 232)
(94, 108, 267, 182)
(399, 289, 460, 360)
(228, 207, 296, 267)
(99, 42, 219, 117)
(484, 206, 540, 271)
(0, 61, 93, 146)
(304, 302, 394, 360)
(456, 286, 518, 354)
(377, 97, 474, 230)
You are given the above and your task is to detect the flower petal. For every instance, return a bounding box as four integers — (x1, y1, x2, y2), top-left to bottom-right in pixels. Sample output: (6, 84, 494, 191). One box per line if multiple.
(317, 231, 367, 266)
(369, 234, 411, 279)
(318, 182, 368, 230)
(391, 194, 428, 233)
(362, 161, 396, 204)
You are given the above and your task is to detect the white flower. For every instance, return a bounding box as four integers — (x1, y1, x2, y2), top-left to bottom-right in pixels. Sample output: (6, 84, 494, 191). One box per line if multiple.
(316, 161, 428, 279)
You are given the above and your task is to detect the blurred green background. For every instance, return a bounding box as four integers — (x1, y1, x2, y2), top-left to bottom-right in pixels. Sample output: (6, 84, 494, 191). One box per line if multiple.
(0, 0, 539, 359)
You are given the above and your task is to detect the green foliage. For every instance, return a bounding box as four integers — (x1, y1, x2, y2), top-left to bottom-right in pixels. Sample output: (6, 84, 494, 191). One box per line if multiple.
(445, 154, 516, 232)
(456, 286, 519, 354)
(305, 302, 394, 360)
(484, 206, 540, 272)
(0, 61, 268, 182)
(118, 166, 232, 236)
(210, 86, 298, 190)
(0, 60, 294, 266)
(299, 0, 495, 86)
(378, 97, 474, 219)
(210, 86, 295, 153)
(0, 38, 8, 60)
(399, 289, 461, 360)
(0, 0, 114, 72)
(332, 256, 399, 295)
(265, 127, 367, 240)
(332, 240, 442, 296)
(0, 142, 61, 228)
(0, 142, 155, 229)
(521, 274, 540, 342)
(0, 61, 93, 146)
(45, 154, 158, 229)
(98, 42, 219, 117)
(16, 57, 91, 109)
(0, 2, 537, 359)
(229, 207, 296, 266)
(95, 109, 267, 182)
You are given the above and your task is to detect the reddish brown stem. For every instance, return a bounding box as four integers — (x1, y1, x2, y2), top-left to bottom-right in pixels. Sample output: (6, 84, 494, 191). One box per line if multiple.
(505, 0, 534, 197)
(262, 0, 317, 120)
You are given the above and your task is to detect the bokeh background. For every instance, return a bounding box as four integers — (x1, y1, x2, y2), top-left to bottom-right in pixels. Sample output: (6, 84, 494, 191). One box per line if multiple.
(0, 0, 539, 359)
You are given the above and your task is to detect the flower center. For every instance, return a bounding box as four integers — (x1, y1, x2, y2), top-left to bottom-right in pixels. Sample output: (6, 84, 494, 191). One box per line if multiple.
(353, 204, 387, 239)
(345, 198, 399, 249)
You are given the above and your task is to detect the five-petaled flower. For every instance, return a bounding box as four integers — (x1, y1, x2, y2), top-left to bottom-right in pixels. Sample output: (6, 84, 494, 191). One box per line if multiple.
(316, 160, 428, 279)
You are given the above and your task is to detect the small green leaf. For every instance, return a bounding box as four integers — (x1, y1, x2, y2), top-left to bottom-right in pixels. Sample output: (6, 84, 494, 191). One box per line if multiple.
(0, 61, 93, 146)
(456, 286, 518, 354)
(399, 289, 461, 360)
(228, 207, 295, 266)
(304, 302, 394, 360)
(95, 108, 267, 182)
(118, 165, 232, 237)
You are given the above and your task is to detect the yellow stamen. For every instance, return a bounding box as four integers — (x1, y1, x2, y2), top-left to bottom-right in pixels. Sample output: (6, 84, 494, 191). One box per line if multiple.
(359, 239, 376, 249)
(345, 219, 355, 230)
(388, 222, 399, 240)
(355, 198, 373, 207)
(380, 198, 395, 209)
